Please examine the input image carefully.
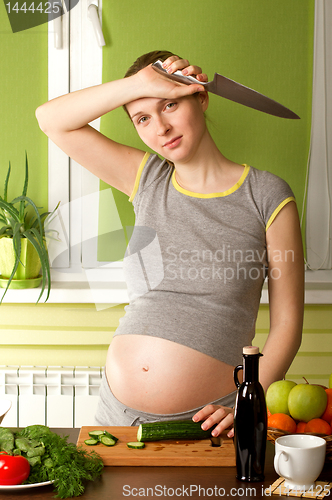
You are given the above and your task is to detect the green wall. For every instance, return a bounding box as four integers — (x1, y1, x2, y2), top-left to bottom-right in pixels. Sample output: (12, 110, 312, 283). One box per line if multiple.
(0, 3, 48, 212)
(1, 303, 331, 387)
(98, 0, 315, 262)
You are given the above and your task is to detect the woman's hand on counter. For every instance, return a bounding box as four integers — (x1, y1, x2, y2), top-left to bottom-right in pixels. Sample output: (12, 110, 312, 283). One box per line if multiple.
(192, 405, 234, 438)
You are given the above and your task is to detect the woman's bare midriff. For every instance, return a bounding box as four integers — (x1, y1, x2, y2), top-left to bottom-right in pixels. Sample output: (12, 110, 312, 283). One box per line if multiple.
(106, 335, 236, 414)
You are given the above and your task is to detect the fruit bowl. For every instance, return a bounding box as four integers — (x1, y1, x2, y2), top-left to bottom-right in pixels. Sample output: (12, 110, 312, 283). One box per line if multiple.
(267, 427, 332, 461)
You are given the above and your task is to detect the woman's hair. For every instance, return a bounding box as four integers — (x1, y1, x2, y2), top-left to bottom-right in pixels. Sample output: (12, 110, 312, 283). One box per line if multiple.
(123, 50, 178, 119)
(124, 50, 177, 79)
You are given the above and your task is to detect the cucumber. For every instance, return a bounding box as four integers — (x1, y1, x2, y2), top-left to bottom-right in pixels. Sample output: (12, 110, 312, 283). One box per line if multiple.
(99, 435, 117, 447)
(87, 430, 119, 446)
(137, 419, 216, 442)
(88, 430, 105, 438)
(103, 431, 118, 443)
(84, 438, 99, 446)
(127, 442, 145, 449)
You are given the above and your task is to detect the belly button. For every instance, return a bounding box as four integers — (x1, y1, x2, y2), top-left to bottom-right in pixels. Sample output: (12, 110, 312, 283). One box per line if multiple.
(142, 366, 149, 372)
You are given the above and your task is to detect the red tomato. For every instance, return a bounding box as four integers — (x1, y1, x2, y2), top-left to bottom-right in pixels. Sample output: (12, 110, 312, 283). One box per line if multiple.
(0, 453, 30, 485)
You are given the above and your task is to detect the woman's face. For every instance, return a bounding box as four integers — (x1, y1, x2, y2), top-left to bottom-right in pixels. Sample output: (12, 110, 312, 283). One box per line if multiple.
(126, 92, 209, 164)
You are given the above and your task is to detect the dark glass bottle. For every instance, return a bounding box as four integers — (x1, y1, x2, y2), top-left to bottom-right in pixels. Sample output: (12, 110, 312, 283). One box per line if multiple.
(233, 346, 267, 482)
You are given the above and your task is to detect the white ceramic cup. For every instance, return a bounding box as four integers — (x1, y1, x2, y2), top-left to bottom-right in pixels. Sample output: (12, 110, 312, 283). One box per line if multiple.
(274, 434, 326, 490)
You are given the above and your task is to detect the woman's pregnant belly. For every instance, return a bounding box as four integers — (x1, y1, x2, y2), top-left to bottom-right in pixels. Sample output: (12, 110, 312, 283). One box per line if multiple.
(106, 335, 236, 414)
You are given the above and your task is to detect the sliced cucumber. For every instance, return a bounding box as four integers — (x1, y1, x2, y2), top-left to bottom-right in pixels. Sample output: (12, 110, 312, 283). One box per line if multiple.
(84, 438, 99, 446)
(103, 431, 118, 442)
(99, 435, 117, 447)
(127, 442, 145, 449)
(88, 430, 106, 438)
(137, 419, 216, 442)
(87, 429, 119, 447)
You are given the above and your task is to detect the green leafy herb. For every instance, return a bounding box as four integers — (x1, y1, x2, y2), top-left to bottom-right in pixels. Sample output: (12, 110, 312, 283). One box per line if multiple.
(0, 427, 15, 453)
(0, 425, 103, 498)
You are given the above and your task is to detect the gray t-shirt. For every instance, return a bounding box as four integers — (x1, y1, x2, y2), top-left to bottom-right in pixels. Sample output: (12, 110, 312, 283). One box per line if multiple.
(113, 153, 295, 367)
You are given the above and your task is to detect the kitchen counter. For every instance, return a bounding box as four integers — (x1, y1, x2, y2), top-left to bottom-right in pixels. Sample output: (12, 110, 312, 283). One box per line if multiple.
(1, 428, 332, 499)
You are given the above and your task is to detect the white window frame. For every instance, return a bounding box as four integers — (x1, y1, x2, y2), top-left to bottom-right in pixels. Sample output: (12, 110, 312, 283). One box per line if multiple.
(46, 0, 128, 307)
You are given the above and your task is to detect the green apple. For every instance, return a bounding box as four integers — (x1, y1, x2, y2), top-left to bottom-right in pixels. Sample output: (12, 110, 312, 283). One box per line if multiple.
(288, 384, 328, 422)
(266, 380, 297, 415)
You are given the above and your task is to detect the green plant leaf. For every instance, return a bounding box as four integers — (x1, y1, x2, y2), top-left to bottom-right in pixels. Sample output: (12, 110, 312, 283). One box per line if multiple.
(4, 162, 11, 203)
(25, 216, 36, 231)
(27, 228, 51, 302)
(0, 155, 57, 305)
(0, 199, 20, 223)
(5, 215, 22, 231)
(12, 196, 42, 235)
(0, 236, 21, 304)
(27, 211, 50, 233)
(0, 226, 11, 236)
(22, 152, 29, 197)
(19, 152, 29, 221)
(12, 223, 24, 266)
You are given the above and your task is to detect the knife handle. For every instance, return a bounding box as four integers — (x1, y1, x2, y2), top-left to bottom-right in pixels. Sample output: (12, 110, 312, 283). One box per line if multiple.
(152, 60, 207, 87)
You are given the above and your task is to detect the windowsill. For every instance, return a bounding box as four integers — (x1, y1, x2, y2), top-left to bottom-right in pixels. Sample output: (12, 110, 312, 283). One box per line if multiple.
(1, 270, 332, 305)
(0, 281, 129, 305)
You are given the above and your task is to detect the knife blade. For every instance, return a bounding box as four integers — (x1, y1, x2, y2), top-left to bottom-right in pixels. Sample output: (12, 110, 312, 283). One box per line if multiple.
(152, 60, 300, 119)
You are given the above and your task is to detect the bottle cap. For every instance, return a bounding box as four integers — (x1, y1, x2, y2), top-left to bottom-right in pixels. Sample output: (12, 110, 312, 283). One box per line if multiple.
(243, 346, 260, 355)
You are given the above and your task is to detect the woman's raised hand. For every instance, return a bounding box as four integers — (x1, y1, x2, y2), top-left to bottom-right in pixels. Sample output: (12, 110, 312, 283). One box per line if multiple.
(134, 56, 208, 99)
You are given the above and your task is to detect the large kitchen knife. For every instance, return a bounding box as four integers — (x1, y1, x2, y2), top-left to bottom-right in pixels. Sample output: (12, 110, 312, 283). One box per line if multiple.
(152, 60, 300, 119)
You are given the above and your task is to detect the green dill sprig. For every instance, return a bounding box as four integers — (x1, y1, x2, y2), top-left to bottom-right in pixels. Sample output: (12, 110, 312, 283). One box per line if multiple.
(15, 425, 104, 498)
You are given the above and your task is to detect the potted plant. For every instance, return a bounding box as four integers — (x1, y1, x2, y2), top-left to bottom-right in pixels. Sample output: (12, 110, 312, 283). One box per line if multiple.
(0, 153, 58, 304)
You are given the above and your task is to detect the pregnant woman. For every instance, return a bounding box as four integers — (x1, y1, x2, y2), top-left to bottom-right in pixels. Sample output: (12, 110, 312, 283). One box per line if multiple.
(36, 50, 304, 437)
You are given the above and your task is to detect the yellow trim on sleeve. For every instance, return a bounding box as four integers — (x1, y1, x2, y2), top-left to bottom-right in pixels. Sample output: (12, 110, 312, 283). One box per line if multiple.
(265, 196, 296, 231)
(171, 164, 250, 198)
(129, 152, 150, 202)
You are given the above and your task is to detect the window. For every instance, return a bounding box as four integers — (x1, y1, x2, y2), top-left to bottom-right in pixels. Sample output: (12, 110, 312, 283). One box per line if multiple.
(47, 0, 128, 307)
(305, 0, 332, 273)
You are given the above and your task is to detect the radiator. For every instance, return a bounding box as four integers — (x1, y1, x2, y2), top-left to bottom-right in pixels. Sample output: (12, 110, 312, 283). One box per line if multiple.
(0, 366, 102, 428)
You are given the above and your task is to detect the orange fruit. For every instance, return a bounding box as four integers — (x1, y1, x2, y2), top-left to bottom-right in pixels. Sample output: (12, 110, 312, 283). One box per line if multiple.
(268, 413, 297, 433)
(321, 389, 332, 423)
(267, 408, 272, 418)
(304, 418, 331, 435)
(296, 421, 306, 433)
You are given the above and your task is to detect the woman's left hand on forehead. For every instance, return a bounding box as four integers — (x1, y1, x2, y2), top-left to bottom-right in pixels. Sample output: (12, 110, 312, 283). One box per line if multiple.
(162, 56, 209, 83)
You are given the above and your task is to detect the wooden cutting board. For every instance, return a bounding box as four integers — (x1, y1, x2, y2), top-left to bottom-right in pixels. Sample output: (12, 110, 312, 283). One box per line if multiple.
(77, 426, 236, 466)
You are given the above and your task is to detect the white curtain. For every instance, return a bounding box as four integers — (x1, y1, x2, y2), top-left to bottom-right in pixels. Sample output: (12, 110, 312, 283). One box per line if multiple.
(305, 0, 332, 270)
